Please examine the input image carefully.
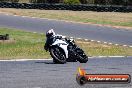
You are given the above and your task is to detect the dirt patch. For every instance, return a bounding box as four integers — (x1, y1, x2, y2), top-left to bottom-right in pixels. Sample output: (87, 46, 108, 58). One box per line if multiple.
(0, 39, 16, 44)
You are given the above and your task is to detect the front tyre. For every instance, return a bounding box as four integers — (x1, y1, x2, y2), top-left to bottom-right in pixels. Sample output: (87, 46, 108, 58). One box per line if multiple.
(50, 47, 66, 64)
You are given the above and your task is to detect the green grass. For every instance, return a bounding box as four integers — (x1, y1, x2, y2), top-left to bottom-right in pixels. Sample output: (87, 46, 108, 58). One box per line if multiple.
(76, 40, 132, 56)
(0, 28, 50, 60)
(18, 0, 29, 3)
(0, 28, 132, 60)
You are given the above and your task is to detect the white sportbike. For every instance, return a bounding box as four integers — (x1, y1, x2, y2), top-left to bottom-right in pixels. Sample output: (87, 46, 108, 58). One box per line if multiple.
(45, 35, 88, 64)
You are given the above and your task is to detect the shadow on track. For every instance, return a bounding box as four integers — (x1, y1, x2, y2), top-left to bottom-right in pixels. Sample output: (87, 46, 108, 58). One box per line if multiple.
(35, 61, 55, 64)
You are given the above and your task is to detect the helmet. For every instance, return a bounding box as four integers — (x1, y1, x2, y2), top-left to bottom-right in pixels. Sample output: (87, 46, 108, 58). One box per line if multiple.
(46, 29, 55, 37)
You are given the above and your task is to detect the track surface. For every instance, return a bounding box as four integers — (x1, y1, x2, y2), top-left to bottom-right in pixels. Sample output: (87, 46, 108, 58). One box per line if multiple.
(0, 14, 132, 45)
(0, 57, 132, 88)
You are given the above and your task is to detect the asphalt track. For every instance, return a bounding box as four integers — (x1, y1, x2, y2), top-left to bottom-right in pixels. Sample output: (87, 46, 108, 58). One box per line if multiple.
(0, 57, 132, 88)
(0, 14, 132, 46)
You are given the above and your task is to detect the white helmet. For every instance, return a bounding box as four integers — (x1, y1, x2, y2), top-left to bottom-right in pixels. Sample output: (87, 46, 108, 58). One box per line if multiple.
(46, 29, 55, 37)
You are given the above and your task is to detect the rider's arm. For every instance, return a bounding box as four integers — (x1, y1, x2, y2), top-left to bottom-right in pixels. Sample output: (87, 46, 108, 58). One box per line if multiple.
(44, 37, 54, 51)
(55, 34, 66, 39)
(44, 39, 48, 51)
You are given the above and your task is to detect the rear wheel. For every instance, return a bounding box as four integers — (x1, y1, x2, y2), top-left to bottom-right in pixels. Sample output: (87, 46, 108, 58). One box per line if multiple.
(78, 56, 88, 63)
(76, 48, 88, 63)
(50, 46, 66, 64)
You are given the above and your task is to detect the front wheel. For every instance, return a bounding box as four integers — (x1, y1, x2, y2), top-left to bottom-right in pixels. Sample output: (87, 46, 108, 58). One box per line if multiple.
(50, 47, 66, 64)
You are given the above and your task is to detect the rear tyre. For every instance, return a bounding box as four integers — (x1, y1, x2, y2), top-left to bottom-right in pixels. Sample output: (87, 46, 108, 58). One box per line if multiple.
(50, 46, 66, 64)
(78, 56, 88, 63)
(76, 48, 88, 63)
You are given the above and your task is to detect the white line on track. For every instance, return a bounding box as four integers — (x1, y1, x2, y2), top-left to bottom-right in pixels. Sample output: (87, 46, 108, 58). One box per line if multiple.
(129, 46, 132, 48)
(22, 16, 28, 18)
(103, 42, 107, 44)
(1, 56, 131, 61)
(84, 39, 88, 41)
(115, 44, 119, 46)
(77, 38, 81, 39)
(108, 43, 112, 45)
(97, 41, 101, 43)
(123, 45, 127, 47)
(88, 56, 126, 58)
(14, 15, 19, 17)
(91, 40, 95, 42)
(33, 32, 37, 33)
(1, 12, 132, 30)
(108, 56, 125, 58)
(0, 59, 52, 62)
(1, 13, 132, 48)
(31, 17, 37, 19)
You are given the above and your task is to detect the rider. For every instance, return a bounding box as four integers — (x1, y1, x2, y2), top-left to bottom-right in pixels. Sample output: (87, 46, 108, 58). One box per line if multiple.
(44, 29, 66, 51)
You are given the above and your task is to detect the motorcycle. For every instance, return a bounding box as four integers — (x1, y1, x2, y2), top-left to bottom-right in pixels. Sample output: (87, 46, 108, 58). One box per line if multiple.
(44, 35, 88, 64)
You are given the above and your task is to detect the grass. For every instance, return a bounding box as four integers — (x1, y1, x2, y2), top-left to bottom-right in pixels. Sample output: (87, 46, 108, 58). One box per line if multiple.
(0, 28, 132, 60)
(0, 28, 50, 60)
(0, 8, 132, 29)
(76, 40, 132, 56)
(18, 0, 29, 3)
